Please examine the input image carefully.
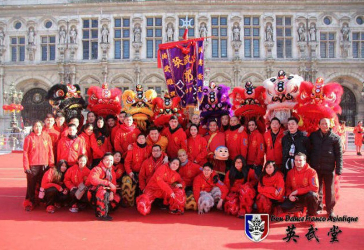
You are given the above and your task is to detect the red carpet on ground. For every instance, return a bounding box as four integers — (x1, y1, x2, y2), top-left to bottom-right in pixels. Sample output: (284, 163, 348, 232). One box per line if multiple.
(0, 152, 363, 250)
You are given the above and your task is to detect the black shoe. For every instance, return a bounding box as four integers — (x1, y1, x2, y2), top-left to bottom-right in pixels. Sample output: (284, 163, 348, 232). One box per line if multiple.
(359, 152, 362, 156)
(169, 209, 183, 215)
(97, 215, 113, 221)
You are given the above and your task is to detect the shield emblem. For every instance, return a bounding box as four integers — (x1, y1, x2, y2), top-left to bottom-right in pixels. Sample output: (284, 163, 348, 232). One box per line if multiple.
(245, 214, 269, 242)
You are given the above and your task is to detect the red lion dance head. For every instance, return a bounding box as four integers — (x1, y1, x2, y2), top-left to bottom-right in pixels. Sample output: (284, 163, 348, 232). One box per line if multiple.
(229, 81, 266, 132)
(295, 77, 343, 135)
(122, 84, 157, 131)
(87, 82, 122, 118)
(263, 70, 303, 127)
(152, 92, 185, 127)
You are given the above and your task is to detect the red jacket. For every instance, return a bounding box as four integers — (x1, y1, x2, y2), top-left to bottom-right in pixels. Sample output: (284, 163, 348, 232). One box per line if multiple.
(286, 163, 319, 196)
(54, 123, 68, 134)
(146, 134, 169, 152)
(41, 168, 64, 191)
(124, 143, 152, 174)
(185, 125, 208, 137)
(114, 124, 141, 157)
(187, 135, 208, 165)
(64, 164, 91, 190)
(57, 136, 86, 166)
(258, 171, 285, 201)
(264, 129, 284, 166)
(178, 161, 202, 187)
(224, 170, 246, 192)
(161, 126, 187, 158)
(225, 128, 248, 160)
(113, 163, 125, 180)
(204, 131, 226, 160)
(23, 132, 54, 171)
(247, 130, 265, 166)
(110, 121, 122, 148)
(43, 127, 60, 153)
(193, 172, 228, 201)
(138, 155, 165, 190)
(92, 132, 113, 159)
(144, 164, 185, 197)
(87, 162, 117, 188)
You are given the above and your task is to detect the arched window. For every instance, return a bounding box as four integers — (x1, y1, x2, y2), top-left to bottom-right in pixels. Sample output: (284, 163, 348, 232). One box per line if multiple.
(338, 86, 356, 126)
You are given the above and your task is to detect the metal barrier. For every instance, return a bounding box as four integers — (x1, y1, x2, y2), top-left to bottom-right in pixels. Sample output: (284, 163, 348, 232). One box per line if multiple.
(0, 132, 29, 153)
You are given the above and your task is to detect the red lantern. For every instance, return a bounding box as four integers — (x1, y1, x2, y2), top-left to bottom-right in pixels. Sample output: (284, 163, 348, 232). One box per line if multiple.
(2, 105, 9, 111)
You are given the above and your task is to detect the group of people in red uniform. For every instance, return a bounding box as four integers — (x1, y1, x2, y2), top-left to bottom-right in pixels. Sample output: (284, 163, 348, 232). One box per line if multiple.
(23, 110, 343, 221)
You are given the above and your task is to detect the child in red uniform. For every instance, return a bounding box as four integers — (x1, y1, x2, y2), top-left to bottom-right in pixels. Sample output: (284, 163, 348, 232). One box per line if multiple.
(87, 153, 121, 221)
(224, 155, 257, 218)
(136, 158, 186, 215)
(264, 118, 285, 170)
(57, 124, 86, 166)
(64, 155, 91, 213)
(162, 116, 187, 159)
(187, 124, 208, 165)
(256, 161, 285, 214)
(139, 145, 166, 192)
(40, 160, 69, 213)
(193, 162, 228, 214)
(23, 120, 54, 211)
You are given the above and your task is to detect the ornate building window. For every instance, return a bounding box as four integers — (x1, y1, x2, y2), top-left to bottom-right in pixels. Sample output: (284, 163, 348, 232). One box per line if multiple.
(211, 16, 228, 58)
(45, 21, 52, 29)
(41, 36, 56, 61)
(179, 16, 195, 39)
(146, 17, 162, 59)
(244, 16, 260, 58)
(148, 86, 162, 97)
(320, 32, 335, 58)
(11, 37, 25, 62)
(352, 32, 364, 58)
(276, 16, 292, 58)
(82, 18, 98, 60)
(114, 18, 130, 59)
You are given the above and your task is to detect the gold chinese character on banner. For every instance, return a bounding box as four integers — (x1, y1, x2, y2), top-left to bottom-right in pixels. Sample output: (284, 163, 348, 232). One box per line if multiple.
(173, 57, 183, 68)
(162, 53, 168, 59)
(164, 65, 171, 73)
(197, 73, 203, 80)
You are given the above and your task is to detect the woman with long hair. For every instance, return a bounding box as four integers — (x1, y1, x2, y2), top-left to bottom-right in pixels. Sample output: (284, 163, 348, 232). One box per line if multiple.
(224, 155, 257, 218)
(23, 120, 54, 211)
(256, 161, 285, 214)
(187, 124, 208, 165)
(91, 117, 112, 167)
(40, 160, 69, 213)
(136, 158, 186, 216)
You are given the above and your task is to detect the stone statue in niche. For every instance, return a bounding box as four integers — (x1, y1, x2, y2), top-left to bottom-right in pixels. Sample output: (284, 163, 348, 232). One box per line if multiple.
(199, 22, 208, 38)
(166, 23, 174, 42)
(59, 26, 66, 44)
(265, 23, 273, 42)
(341, 23, 350, 41)
(101, 26, 109, 43)
(0, 29, 5, 46)
(297, 23, 306, 42)
(133, 24, 141, 43)
(232, 23, 240, 41)
(28, 27, 35, 45)
(69, 27, 77, 44)
(309, 23, 317, 42)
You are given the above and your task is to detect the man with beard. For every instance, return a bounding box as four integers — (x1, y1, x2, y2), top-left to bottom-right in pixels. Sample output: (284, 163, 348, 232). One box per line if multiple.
(161, 116, 187, 158)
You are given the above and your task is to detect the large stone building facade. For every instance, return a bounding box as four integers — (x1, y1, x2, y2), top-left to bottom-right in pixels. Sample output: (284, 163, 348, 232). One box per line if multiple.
(0, 0, 363, 129)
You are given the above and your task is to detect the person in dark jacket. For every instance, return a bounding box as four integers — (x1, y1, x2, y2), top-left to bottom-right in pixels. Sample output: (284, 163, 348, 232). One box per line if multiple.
(309, 118, 343, 218)
(281, 117, 310, 178)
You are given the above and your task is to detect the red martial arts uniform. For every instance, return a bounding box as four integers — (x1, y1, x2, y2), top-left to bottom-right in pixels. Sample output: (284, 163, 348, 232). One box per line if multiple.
(264, 129, 284, 167)
(193, 172, 228, 202)
(161, 126, 187, 159)
(114, 124, 141, 157)
(41, 168, 64, 191)
(225, 128, 248, 160)
(91, 132, 113, 159)
(204, 131, 226, 160)
(57, 136, 86, 166)
(139, 154, 165, 191)
(187, 134, 208, 165)
(43, 127, 60, 155)
(247, 130, 265, 166)
(178, 161, 202, 187)
(113, 162, 125, 181)
(257, 172, 285, 201)
(146, 134, 169, 152)
(87, 162, 121, 217)
(54, 123, 68, 135)
(286, 163, 319, 196)
(136, 164, 186, 215)
(64, 164, 91, 190)
(23, 132, 54, 171)
(124, 143, 152, 175)
(110, 121, 122, 148)
(185, 125, 208, 137)
(79, 132, 104, 166)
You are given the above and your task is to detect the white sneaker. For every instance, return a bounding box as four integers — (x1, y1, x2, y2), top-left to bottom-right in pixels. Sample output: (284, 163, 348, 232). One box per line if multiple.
(69, 207, 79, 213)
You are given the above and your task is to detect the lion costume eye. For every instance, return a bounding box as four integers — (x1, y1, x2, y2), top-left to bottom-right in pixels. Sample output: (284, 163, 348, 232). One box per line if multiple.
(55, 90, 65, 98)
